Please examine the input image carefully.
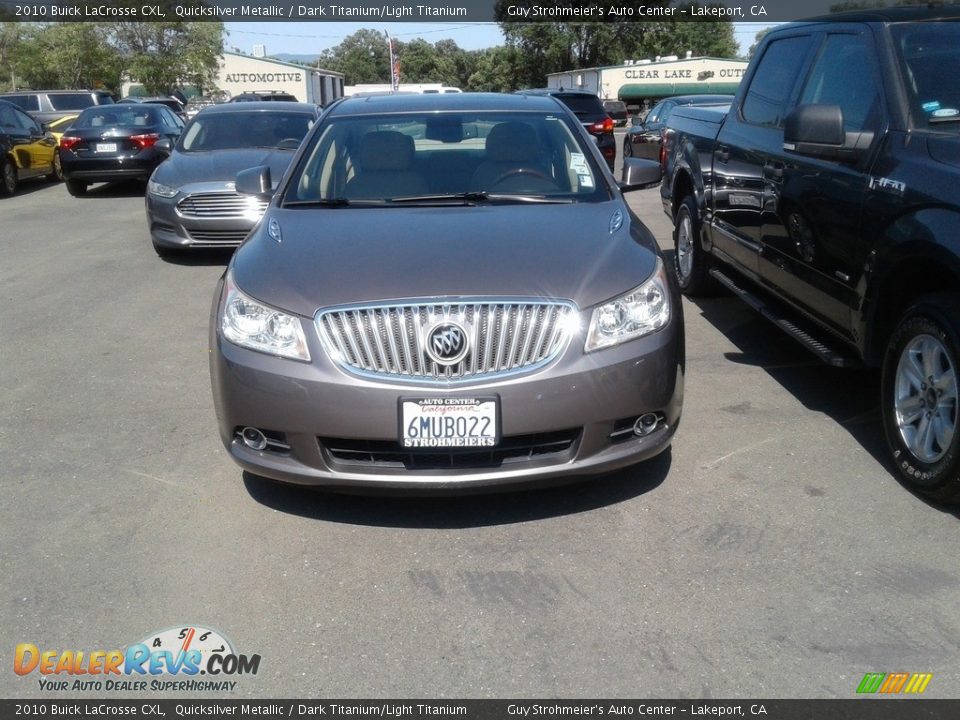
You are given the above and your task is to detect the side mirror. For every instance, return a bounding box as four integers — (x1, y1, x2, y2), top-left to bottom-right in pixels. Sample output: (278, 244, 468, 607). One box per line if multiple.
(630, 117, 642, 128)
(155, 138, 173, 155)
(783, 104, 867, 163)
(619, 157, 662, 191)
(236, 165, 274, 197)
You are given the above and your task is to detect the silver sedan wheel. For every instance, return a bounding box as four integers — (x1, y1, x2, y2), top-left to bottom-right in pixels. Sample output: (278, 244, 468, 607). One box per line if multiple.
(895, 333, 958, 463)
(676, 211, 694, 281)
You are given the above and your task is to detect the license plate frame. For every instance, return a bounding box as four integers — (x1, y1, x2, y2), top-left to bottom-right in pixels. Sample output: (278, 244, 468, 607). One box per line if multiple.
(399, 396, 500, 449)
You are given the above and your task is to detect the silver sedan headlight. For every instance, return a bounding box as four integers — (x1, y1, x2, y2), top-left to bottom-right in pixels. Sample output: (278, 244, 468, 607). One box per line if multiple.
(221, 272, 311, 361)
(585, 258, 671, 352)
(147, 179, 179, 198)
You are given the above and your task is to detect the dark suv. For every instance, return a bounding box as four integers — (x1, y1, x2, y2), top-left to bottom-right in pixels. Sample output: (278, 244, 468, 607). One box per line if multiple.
(228, 91, 298, 103)
(515, 88, 616, 170)
(0, 90, 114, 125)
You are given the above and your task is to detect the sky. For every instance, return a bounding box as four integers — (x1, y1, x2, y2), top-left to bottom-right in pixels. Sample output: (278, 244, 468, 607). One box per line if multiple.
(224, 21, 774, 58)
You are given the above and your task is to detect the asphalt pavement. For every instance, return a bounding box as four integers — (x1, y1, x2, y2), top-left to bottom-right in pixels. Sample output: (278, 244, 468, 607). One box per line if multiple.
(2, 147, 958, 699)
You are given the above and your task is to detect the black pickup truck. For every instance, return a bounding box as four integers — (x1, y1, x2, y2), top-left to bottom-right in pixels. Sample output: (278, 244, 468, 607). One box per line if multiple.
(660, 7, 960, 502)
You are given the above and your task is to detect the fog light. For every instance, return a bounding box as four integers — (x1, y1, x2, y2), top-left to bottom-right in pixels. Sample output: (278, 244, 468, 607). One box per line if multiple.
(241, 427, 268, 451)
(633, 413, 660, 436)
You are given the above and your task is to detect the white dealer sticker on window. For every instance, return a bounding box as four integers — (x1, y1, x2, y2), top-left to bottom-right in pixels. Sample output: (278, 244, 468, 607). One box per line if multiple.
(570, 153, 589, 172)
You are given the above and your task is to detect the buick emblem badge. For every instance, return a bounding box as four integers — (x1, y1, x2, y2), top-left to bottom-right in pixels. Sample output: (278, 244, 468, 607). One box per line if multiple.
(425, 322, 469, 366)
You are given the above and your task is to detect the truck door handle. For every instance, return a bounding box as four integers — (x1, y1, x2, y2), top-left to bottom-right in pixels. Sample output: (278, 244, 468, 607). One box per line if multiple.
(764, 162, 784, 180)
(716, 147, 730, 163)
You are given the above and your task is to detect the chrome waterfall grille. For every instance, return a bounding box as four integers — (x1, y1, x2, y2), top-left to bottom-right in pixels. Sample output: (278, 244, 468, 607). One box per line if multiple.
(176, 192, 269, 219)
(315, 300, 578, 383)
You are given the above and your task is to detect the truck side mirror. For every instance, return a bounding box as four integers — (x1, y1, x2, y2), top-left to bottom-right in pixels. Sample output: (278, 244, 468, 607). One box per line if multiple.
(783, 104, 867, 163)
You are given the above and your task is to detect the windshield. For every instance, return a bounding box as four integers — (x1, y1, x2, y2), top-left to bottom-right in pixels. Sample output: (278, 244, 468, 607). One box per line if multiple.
(180, 111, 314, 151)
(284, 110, 608, 205)
(891, 21, 960, 132)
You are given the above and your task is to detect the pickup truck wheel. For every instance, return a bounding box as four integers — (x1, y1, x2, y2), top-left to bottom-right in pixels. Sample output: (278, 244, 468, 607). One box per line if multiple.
(673, 195, 714, 295)
(882, 294, 960, 503)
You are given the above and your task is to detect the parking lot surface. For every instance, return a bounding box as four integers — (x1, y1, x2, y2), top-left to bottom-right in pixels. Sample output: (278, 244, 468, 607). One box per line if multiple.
(2, 159, 959, 698)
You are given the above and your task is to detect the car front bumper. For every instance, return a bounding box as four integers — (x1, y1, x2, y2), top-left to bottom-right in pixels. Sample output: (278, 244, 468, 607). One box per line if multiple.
(209, 280, 684, 492)
(146, 183, 265, 249)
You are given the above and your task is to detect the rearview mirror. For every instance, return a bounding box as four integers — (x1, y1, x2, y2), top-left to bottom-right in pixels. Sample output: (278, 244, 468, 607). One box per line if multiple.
(236, 165, 274, 197)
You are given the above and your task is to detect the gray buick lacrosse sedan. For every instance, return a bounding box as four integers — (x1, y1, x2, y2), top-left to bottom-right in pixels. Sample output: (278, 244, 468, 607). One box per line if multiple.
(210, 93, 683, 491)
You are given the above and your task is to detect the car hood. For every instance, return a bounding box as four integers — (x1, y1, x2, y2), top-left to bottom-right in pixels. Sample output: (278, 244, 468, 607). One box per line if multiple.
(230, 202, 661, 317)
(154, 148, 295, 186)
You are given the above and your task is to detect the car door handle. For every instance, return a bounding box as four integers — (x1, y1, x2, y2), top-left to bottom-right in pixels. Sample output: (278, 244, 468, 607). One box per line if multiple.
(764, 162, 784, 180)
(716, 147, 730, 163)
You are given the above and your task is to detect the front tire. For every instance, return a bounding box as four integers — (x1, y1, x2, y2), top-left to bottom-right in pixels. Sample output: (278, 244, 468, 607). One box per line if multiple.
(673, 195, 715, 296)
(881, 294, 960, 503)
(1, 158, 17, 196)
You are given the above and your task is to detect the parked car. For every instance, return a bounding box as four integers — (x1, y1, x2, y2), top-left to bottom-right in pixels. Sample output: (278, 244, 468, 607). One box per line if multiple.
(45, 113, 78, 181)
(185, 96, 219, 119)
(661, 6, 960, 502)
(0, 89, 114, 125)
(228, 91, 298, 103)
(146, 102, 320, 256)
(58, 104, 184, 196)
(209, 92, 677, 492)
(0, 99, 58, 195)
(514, 88, 616, 171)
(603, 99, 629, 127)
(623, 95, 733, 161)
(118, 96, 187, 121)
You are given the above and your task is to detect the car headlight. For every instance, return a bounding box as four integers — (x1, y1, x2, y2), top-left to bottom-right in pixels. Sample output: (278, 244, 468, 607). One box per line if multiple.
(221, 272, 310, 361)
(584, 258, 671, 352)
(147, 179, 179, 198)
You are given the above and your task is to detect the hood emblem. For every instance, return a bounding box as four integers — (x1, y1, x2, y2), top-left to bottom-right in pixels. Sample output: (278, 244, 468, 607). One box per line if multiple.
(425, 322, 469, 366)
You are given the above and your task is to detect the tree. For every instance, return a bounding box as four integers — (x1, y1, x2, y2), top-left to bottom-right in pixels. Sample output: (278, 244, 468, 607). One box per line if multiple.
(467, 47, 520, 92)
(316, 29, 392, 85)
(111, 21, 224, 95)
(0, 21, 24, 91)
(10, 23, 124, 93)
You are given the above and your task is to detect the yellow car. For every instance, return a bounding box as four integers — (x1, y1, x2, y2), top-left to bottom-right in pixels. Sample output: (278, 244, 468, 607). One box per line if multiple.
(46, 114, 78, 181)
(0, 100, 57, 195)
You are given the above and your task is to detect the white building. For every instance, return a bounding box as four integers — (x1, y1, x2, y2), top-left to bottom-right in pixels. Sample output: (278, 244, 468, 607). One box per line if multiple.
(547, 54, 749, 108)
(216, 51, 343, 105)
(123, 51, 344, 106)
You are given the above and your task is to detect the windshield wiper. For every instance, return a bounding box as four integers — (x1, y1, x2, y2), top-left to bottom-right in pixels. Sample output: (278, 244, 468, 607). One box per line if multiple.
(387, 192, 574, 205)
(283, 198, 386, 208)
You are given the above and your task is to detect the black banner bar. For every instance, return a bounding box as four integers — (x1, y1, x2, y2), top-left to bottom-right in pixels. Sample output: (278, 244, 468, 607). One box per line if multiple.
(3, 700, 960, 720)
(1, 0, 955, 24)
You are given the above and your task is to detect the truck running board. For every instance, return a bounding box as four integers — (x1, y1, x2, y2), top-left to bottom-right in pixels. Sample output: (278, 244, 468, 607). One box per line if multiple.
(708, 268, 860, 368)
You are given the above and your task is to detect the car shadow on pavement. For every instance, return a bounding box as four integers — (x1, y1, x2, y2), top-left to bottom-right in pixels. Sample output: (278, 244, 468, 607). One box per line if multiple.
(76, 180, 149, 198)
(157, 248, 235, 267)
(688, 294, 959, 517)
(240, 449, 671, 528)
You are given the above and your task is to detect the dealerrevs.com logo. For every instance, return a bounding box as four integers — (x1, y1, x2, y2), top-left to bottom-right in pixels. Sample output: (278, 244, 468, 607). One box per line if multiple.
(14, 625, 261, 692)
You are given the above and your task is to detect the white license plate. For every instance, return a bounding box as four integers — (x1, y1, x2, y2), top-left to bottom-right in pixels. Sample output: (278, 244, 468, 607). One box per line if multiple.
(400, 397, 498, 448)
(96, 143, 117, 153)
